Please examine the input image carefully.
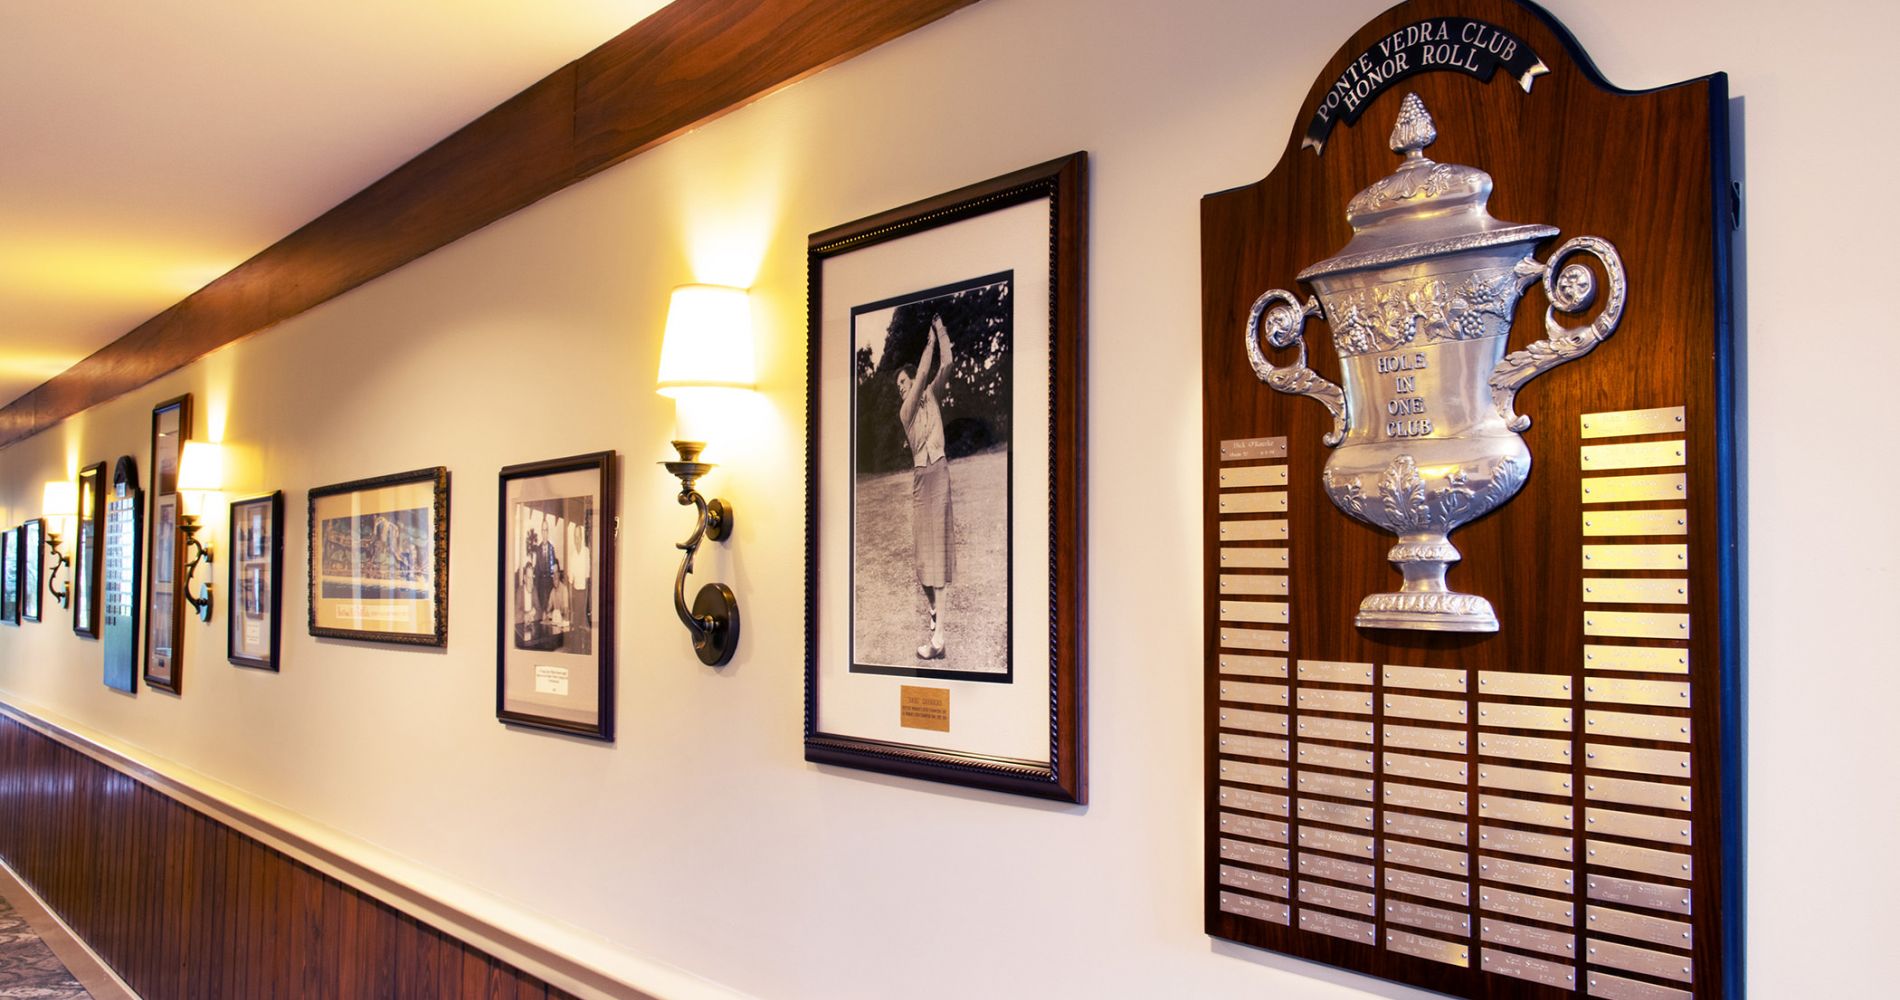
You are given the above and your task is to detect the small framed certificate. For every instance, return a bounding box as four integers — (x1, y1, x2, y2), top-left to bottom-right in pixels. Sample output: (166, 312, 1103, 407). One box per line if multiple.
(228, 492, 283, 670)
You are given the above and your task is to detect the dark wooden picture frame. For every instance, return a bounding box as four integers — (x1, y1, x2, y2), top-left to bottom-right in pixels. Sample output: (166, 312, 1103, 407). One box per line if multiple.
(228, 492, 284, 670)
(20, 519, 42, 623)
(144, 393, 191, 693)
(1, 527, 18, 626)
(496, 452, 616, 741)
(804, 153, 1088, 802)
(73, 461, 106, 638)
(307, 467, 450, 646)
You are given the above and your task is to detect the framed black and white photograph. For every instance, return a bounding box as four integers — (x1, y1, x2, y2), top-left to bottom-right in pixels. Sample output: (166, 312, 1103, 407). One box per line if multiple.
(496, 452, 615, 740)
(144, 393, 191, 693)
(1, 527, 18, 626)
(74, 460, 106, 638)
(228, 492, 283, 670)
(20, 518, 42, 623)
(805, 154, 1088, 802)
(308, 467, 449, 646)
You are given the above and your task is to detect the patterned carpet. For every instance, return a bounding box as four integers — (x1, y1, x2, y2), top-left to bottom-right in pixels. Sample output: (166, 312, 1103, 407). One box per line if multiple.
(0, 891, 89, 1000)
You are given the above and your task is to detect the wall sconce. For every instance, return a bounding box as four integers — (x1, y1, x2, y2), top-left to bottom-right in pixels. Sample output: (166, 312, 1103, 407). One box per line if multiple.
(656, 283, 757, 666)
(41, 481, 76, 609)
(175, 440, 225, 622)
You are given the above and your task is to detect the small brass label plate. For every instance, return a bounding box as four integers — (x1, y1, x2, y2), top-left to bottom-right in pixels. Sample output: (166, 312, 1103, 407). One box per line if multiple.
(1582, 544, 1688, 571)
(1297, 716, 1373, 743)
(1385, 782, 1467, 815)
(1585, 743, 1690, 778)
(1481, 917, 1575, 959)
(1217, 653, 1287, 678)
(1479, 886, 1575, 924)
(1382, 664, 1467, 692)
(1299, 851, 1375, 886)
(1584, 776, 1690, 812)
(1580, 472, 1688, 504)
(1585, 610, 1691, 640)
(1386, 928, 1470, 967)
(1219, 519, 1289, 543)
(1384, 753, 1467, 785)
(1217, 786, 1289, 817)
(1477, 703, 1573, 731)
(1297, 659, 1375, 684)
(1219, 491, 1288, 514)
(1218, 627, 1289, 651)
(1219, 547, 1289, 569)
(1586, 970, 1692, 1000)
(1219, 811, 1289, 844)
(1218, 680, 1288, 707)
(1478, 671, 1572, 700)
(1299, 688, 1375, 714)
(1386, 724, 1468, 754)
(1387, 899, 1471, 935)
(1477, 733, 1572, 764)
(1216, 733, 1287, 760)
(1579, 405, 1685, 439)
(1299, 908, 1375, 944)
(898, 686, 950, 732)
(1383, 811, 1467, 845)
(1587, 839, 1691, 880)
(1385, 693, 1468, 724)
(1586, 808, 1692, 846)
(1584, 677, 1691, 708)
(1219, 838, 1289, 870)
(1217, 759, 1288, 788)
(1385, 868, 1470, 905)
(1219, 864, 1289, 898)
(1297, 799, 1375, 831)
(1478, 856, 1574, 894)
(1219, 436, 1287, 461)
(1587, 938, 1693, 984)
(1297, 772, 1375, 802)
(1298, 881, 1376, 915)
(1218, 464, 1289, 488)
(1384, 840, 1470, 876)
(1219, 890, 1290, 924)
(1586, 874, 1691, 915)
(1580, 439, 1685, 471)
(1217, 708, 1287, 735)
(1584, 644, 1688, 674)
(1478, 764, 1573, 797)
(1586, 905, 1692, 949)
(1582, 577, 1688, 604)
(1220, 600, 1290, 624)
(1296, 743, 1374, 772)
(1478, 826, 1573, 862)
(1586, 710, 1690, 743)
(1479, 795, 1572, 829)
(1481, 949, 1575, 989)
(1297, 825, 1376, 857)
(1582, 508, 1688, 537)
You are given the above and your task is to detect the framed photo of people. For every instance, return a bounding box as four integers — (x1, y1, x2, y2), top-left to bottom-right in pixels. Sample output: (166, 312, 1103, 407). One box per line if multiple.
(496, 452, 615, 740)
(74, 461, 106, 638)
(804, 154, 1088, 802)
(20, 519, 42, 623)
(1, 527, 18, 626)
(228, 492, 283, 670)
(144, 393, 191, 693)
(308, 467, 449, 646)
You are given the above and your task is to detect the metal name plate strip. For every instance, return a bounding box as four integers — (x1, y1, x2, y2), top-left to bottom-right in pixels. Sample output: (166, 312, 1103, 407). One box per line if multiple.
(1218, 786, 1289, 817)
(1586, 874, 1691, 915)
(1479, 826, 1573, 862)
(1220, 812, 1289, 844)
(1585, 744, 1690, 779)
(1220, 864, 1290, 898)
(1586, 906, 1692, 950)
(1216, 734, 1288, 761)
(1219, 491, 1288, 514)
(1219, 838, 1290, 869)
(1586, 970, 1691, 1000)
(1387, 899, 1471, 935)
(1582, 577, 1688, 604)
(1582, 544, 1688, 571)
(1385, 753, 1468, 785)
(1584, 610, 1690, 641)
(1584, 776, 1690, 813)
(1384, 694, 1468, 724)
(1219, 680, 1289, 707)
(1579, 439, 1685, 471)
(1587, 839, 1691, 880)
(1221, 601, 1291, 625)
(1481, 949, 1576, 990)
(1479, 764, 1573, 797)
(1219, 568, 1289, 591)
(1479, 856, 1575, 894)
(1297, 771, 1375, 802)
(1385, 840, 1471, 876)
(1298, 908, 1375, 945)
(1588, 939, 1692, 984)
(1385, 868, 1469, 906)
(1584, 644, 1688, 674)
(1299, 688, 1375, 714)
(1298, 799, 1375, 831)
(1385, 928, 1470, 967)
(1218, 760, 1289, 789)
(1584, 678, 1691, 708)
(1297, 659, 1375, 684)
(1580, 472, 1688, 504)
(1382, 664, 1467, 692)
(1298, 825, 1376, 858)
(1586, 809, 1692, 846)
(1586, 711, 1690, 744)
(1478, 703, 1573, 732)
(1384, 811, 1467, 846)
(1219, 437, 1287, 462)
(1581, 508, 1688, 538)
(1297, 716, 1373, 744)
(1479, 795, 1572, 829)
(1219, 547, 1290, 570)
(1477, 733, 1572, 764)
(1579, 406, 1685, 439)
(1386, 782, 1467, 815)
(1218, 653, 1288, 678)
(1219, 519, 1289, 543)
(1298, 881, 1376, 916)
(1219, 890, 1291, 925)
(1297, 743, 1375, 772)
(1219, 627, 1290, 651)
(1386, 724, 1469, 754)
(1478, 671, 1573, 700)
(1481, 917, 1576, 959)
(1219, 464, 1289, 489)
(1217, 708, 1288, 735)
(1480, 887, 1575, 925)
(1299, 852, 1376, 887)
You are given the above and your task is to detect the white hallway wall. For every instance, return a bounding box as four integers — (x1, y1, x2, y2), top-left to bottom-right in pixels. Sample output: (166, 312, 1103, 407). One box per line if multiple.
(0, 0, 1890, 996)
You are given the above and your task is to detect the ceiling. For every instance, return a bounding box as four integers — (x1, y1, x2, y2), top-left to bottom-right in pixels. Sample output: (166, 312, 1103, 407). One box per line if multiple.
(0, 0, 673, 408)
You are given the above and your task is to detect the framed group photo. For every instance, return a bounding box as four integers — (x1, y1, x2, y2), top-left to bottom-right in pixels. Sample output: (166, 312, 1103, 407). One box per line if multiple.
(496, 452, 616, 740)
(805, 153, 1088, 801)
(74, 461, 106, 638)
(228, 492, 283, 670)
(308, 467, 450, 646)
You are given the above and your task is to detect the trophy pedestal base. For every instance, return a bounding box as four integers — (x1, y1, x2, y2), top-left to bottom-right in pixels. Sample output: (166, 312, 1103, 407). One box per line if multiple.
(1355, 591, 1499, 633)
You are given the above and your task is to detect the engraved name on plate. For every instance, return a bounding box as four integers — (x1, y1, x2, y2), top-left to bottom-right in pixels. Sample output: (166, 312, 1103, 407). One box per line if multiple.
(1479, 856, 1575, 894)
(1477, 671, 1571, 699)
(1385, 782, 1467, 815)
(1587, 839, 1692, 880)
(1384, 693, 1468, 724)
(1218, 733, 1289, 760)
(1298, 881, 1376, 915)
(1299, 688, 1376, 714)
(1299, 909, 1376, 944)
(1219, 786, 1290, 817)
(1587, 970, 1693, 1000)
(1385, 840, 1470, 876)
(1386, 929, 1470, 967)
(1219, 708, 1289, 735)
(1584, 776, 1690, 812)
(1384, 811, 1467, 845)
(1220, 680, 1290, 706)
(1299, 826, 1377, 857)
(1586, 874, 1692, 915)
(1220, 864, 1290, 898)
(1586, 711, 1689, 743)
(1478, 826, 1572, 862)
(1220, 891, 1291, 924)
(1382, 664, 1468, 692)
(1219, 761, 1289, 788)
(1219, 653, 1289, 678)
(1479, 763, 1572, 796)
(1298, 772, 1376, 802)
(1481, 948, 1575, 989)
(1480, 917, 1575, 958)
(1386, 724, 1468, 754)
(1385, 868, 1469, 905)
(1587, 939, 1692, 983)
(1220, 812, 1290, 843)
(1297, 743, 1375, 772)
(1586, 905, 1692, 949)
(1219, 627, 1290, 650)
(1219, 436, 1289, 462)
(1385, 753, 1468, 785)
(1220, 838, 1291, 869)
(1298, 659, 1376, 684)
(1387, 899, 1471, 935)
(1300, 852, 1376, 886)
(1477, 733, 1571, 764)
(1479, 886, 1574, 924)
(1479, 795, 1571, 829)
(1298, 716, 1374, 743)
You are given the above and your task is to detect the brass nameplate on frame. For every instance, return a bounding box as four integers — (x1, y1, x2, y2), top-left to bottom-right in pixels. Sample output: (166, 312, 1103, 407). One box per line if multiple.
(1200, 2, 1739, 996)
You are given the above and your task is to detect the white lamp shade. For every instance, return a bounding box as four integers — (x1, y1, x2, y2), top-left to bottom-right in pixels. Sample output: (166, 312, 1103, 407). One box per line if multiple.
(176, 441, 225, 494)
(41, 481, 76, 520)
(656, 284, 756, 397)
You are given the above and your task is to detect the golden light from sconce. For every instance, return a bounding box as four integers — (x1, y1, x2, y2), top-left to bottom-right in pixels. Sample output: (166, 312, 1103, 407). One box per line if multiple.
(175, 440, 225, 622)
(656, 283, 756, 667)
(41, 480, 77, 609)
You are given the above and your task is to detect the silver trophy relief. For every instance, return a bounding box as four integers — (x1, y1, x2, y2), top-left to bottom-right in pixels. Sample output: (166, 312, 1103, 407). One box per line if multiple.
(1247, 93, 1626, 632)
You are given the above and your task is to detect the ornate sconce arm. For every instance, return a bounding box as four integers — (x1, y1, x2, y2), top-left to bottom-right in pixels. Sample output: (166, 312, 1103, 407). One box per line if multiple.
(45, 534, 71, 609)
(662, 441, 740, 666)
(180, 522, 213, 622)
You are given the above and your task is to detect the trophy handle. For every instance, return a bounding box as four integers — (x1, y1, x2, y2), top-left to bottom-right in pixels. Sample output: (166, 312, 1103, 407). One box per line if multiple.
(1488, 236, 1627, 431)
(1245, 289, 1347, 446)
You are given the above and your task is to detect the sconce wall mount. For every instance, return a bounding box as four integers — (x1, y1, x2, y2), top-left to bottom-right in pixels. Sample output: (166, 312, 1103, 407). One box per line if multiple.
(664, 440, 738, 666)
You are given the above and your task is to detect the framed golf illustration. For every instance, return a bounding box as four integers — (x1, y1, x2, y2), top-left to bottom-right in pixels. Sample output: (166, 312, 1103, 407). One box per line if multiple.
(228, 492, 283, 670)
(805, 154, 1088, 802)
(496, 452, 615, 740)
(307, 467, 449, 646)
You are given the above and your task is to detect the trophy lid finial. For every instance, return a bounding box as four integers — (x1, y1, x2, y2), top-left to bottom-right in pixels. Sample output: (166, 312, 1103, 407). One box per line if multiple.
(1389, 93, 1437, 158)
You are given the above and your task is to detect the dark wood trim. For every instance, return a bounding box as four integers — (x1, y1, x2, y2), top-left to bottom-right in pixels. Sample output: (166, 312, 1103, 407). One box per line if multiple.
(0, 0, 983, 448)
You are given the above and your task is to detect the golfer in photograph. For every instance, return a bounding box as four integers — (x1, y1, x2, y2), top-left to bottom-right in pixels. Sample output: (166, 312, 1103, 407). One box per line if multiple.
(897, 316, 955, 660)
